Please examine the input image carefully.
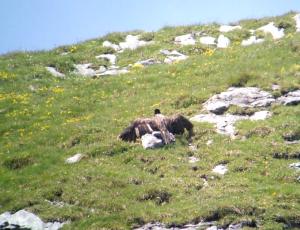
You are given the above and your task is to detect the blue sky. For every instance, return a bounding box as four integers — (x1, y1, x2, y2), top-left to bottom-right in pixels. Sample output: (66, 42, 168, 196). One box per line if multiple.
(0, 0, 300, 54)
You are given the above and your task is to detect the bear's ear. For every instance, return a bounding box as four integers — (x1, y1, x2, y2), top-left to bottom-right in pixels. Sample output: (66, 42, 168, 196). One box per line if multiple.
(154, 108, 161, 115)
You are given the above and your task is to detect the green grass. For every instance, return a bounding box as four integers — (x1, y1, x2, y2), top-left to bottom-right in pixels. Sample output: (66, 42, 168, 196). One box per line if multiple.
(0, 12, 300, 229)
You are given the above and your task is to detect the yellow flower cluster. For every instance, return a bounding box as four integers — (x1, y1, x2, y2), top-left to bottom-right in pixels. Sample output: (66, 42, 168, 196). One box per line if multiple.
(69, 46, 77, 53)
(132, 63, 144, 69)
(0, 93, 31, 104)
(0, 71, 16, 80)
(203, 49, 214, 56)
(6, 108, 31, 118)
(66, 114, 93, 123)
(51, 87, 64, 94)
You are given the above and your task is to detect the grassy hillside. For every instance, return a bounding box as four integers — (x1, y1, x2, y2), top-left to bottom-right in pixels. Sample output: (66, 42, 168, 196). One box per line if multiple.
(0, 12, 300, 229)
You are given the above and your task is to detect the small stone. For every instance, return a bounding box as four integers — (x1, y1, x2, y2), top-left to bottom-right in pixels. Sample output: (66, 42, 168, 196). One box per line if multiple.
(212, 164, 228, 175)
(206, 140, 213, 146)
(289, 162, 300, 170)
(188, 156, 199, 163)
(65, 153, 83, 164)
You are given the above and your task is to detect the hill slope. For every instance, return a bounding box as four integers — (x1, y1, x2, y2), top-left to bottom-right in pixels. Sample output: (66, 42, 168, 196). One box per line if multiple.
(0, 12, 300, 229)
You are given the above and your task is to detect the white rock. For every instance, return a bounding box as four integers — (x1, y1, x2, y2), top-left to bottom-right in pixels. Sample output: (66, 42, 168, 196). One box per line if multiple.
(74, 63, 106, 77)
(45, 67, 65, 78)
(174, 34, 196, 45)
(241, 36, 264, 46)
(96, 54, 117, 65)
(141, 133, 164, 149)
(257, 22, 285, 39)
(294, 14, 300, 32)
(199, 36, 216, 45)
(103, 40, 121, 51)
(219, 25, 242, 32)
(8, 210, 44, 230)
(250, 111, 272, 121)
(141, 131, 175, 149)
(289, 162, 300, 170)
(65, 153, 83, 164)
(212, 164, 228, 175)
(119, 35, 153, 50)
(0, 212, 11, 226)
(206, 140, 213, 146)
(0, 210, 64, 230)
(217, 35, 230, 48)
(188, 156, 199, 163)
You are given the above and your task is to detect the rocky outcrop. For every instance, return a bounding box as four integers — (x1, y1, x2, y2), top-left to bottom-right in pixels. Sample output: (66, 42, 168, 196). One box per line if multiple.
(0, 210, 65, 230)
(294, 14, 300, 32)
(241, 36, 264, 46)
(103, 34, 154, 52)
(257, 22, 285, 39)
(219, 25, 242, 33)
